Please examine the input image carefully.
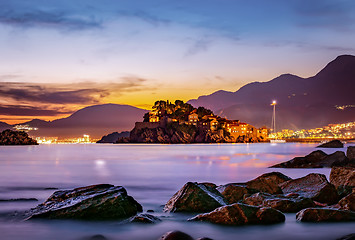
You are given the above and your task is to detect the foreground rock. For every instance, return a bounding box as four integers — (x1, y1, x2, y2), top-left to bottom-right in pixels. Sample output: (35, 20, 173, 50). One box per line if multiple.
(217, 172, 290, 202)
(0, 129, 38, 145)
(27, 184, 142, 220)
(189, 203, 285, 225)
(296, 208, 355, 222)
(130, 213, 161, 223)
(317, 139, 344, 148)
(245, 172, 291, 194)
(271, 150, 352, 168)
(280, 173, 339, 204)
(243, 192, 315, 213)
(159, 231, 194, 240)
(217, 184, 256, 203)
(164, 182, 227, 213)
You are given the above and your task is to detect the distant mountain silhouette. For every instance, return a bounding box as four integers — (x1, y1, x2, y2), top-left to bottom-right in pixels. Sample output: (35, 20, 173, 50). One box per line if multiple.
(188, 55, 355, 130)
(0, 121, 12, 132)
(16, 104, 148, 139)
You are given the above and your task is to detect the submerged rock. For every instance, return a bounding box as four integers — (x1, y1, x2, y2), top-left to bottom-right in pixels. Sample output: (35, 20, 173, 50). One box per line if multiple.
(243, 192, 315, 213)
(271, 150, 354, 168)
(245, 172, 291, 194)
(189, 203, 285, 225)
(317, 140, 344, 148)
(130, 213, 161, 223)
(159, 231, 194, 240)
(280, 173, 339, 204)
(164, 182, 228, 213)
(27, 184, 142, 220)
(296, 208, 355, 222)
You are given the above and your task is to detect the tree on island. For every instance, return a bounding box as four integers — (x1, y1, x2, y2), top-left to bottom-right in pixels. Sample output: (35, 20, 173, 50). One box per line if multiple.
(143, 100, 214, 122)
(0, 129, 38, 145)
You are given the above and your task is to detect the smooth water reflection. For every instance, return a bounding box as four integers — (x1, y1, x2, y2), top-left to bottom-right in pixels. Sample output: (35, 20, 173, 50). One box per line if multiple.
(0, 143, 354, 240)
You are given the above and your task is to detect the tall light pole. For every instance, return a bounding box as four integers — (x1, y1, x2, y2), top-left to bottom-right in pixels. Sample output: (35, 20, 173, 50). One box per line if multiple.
(271, 100, 277, 135)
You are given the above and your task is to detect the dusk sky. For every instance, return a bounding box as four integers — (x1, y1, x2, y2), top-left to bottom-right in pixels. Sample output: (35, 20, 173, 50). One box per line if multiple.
(1, 0, 355, 123)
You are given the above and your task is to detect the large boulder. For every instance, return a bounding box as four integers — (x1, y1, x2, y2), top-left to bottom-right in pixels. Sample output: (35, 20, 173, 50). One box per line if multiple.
(296, 208, 355, 222)
(163, 182, 228, 213)
(317, 140, 344, 148)
(243, 192, 315, 213)
(280, 173, 339, 204)
(27, 184, 142, 220)
(188, 203, 285, 225)
(245, 172, 291, 194)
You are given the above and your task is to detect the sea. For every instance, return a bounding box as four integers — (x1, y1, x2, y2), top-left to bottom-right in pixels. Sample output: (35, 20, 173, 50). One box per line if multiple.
(0, 143, 354, 240)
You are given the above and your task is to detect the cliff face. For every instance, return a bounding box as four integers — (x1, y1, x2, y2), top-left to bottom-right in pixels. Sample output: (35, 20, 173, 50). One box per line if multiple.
(129, 123, 260, 144)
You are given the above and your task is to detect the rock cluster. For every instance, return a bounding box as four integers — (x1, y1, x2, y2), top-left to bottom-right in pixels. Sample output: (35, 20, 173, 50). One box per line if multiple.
(271, 147, 355, 168)
(0, 129, 38, 145)
(164, 170, 355, 225)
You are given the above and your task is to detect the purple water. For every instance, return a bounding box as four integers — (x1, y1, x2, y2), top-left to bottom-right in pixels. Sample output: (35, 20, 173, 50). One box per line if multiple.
(0, 143, 354, 240)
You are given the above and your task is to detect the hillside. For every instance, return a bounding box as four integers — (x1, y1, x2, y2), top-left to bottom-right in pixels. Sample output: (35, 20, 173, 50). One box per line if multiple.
(0, 121, 12, 131)
(16, 104, 148, 139)
(188, 55, 355, 130)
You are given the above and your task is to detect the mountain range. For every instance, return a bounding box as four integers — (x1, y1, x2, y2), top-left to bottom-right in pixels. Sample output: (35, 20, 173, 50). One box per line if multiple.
(1, 55, 354, 138)
(0, 104, 148, 139)
(188, 55, 355, 130)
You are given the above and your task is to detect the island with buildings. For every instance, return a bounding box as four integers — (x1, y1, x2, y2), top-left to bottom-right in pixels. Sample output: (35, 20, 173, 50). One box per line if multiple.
(113, 100, 268, 144)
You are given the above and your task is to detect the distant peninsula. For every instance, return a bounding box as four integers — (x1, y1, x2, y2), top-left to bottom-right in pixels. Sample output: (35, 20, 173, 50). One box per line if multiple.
(99, 100, 268, 144)
(0, 129, 38, 145)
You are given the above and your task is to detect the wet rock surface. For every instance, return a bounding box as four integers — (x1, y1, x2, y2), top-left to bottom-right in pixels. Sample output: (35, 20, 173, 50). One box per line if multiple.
(27, 184, 142, 220)
(330, 167, 355, 197)
(317, 140, 344, 148)
(130, 213, 161, 223)
(338, 191, 355, 211)
(243, 192, 315, 213)
(164, 182, 228, 213)
(280, 173, 339, 204)
(189, 203, 285, 225)
(217, 184, 256, 204)
(296, 208, 355, 222)
(245, 172, 291, 194)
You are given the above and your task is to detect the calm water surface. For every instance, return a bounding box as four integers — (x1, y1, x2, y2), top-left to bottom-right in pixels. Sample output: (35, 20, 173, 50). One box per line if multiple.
(0, 143, 354, 240)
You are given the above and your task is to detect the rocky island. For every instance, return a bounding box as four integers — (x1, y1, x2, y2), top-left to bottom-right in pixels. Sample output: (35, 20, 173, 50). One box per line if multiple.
(0, 129, 38, 145)
(99, 100, 269, 144)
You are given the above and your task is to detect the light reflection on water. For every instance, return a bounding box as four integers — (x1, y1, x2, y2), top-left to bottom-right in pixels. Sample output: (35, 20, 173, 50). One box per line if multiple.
(0, 143, 354, 240)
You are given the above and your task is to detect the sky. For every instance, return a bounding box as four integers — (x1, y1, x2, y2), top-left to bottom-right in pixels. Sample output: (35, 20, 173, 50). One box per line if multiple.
(1, 0, 355, 124)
